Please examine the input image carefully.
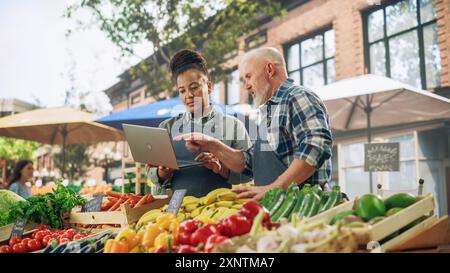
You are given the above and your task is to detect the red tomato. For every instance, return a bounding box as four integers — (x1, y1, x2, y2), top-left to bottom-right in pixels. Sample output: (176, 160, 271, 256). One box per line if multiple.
(0, 245, 12, 253)
(9, 236, 22, 247)
(12, 243, 27, 253)
(26, 239, 42, 252)
(34, 231, 46, 243)
(59, 233, 72, 241)
(37, 224, 49, 230)
(44, 230, 53, 236)
(65, 229, 76, 237)
(20, 238, 31, 247)
(58, 238, 70, 245)
(72, 234, 84, 241)
(42, 235, 54, 247)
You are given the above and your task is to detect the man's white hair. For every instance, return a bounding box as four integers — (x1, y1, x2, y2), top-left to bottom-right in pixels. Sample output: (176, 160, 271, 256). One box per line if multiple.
(241, 47, 287, 72)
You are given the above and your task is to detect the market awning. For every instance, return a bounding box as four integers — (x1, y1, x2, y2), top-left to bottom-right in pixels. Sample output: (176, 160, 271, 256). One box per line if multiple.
(0, 106, 124, 145)
(96, 97, 250, 130)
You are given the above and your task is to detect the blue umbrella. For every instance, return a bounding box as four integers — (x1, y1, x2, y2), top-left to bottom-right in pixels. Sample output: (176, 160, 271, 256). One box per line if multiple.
(96, 97, 246, 130)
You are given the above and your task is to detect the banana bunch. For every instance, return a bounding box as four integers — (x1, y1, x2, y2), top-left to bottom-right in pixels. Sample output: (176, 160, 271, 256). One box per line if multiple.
(181, 188, 251, 223)
(137, 188, 252, 228)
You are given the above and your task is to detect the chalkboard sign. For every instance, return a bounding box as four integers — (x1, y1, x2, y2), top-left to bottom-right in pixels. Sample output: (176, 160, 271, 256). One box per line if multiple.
(81, 195, 103, 212)
(166, 189, 187, 214)
(10, 218, 27, 239)
(364, 143, 400, 172)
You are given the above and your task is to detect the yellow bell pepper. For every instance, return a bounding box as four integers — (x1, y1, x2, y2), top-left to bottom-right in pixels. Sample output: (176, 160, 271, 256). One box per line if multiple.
(169, 221, 179, 244)
(142, 223, 163, 248)
(130, 230, 145, 249)
(154, 231, 169, 249)
(156, 213, 177, 230)
(129, 246, 141, 253)
(115, 227, 137, 246)
(104, 239, 129, 253)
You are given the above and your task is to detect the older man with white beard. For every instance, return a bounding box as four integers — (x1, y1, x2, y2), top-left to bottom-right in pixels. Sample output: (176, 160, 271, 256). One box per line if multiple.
(176, 47, 333, 200)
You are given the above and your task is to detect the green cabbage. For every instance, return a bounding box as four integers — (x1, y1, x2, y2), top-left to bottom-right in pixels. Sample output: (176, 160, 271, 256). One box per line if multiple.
(0, 190, 25, 214)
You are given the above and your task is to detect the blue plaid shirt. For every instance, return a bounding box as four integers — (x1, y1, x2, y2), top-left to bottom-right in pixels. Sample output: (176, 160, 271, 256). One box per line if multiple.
(243, 78, 332, 186)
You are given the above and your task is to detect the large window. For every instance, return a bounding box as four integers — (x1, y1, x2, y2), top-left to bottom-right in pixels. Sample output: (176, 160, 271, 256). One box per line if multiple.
(364, 0, 440, 89)
(285, 28, 336, 89)
(226, 69, 240, 105)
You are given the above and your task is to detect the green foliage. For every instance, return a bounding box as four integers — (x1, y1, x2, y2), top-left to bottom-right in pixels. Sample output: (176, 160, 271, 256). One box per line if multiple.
(0, 181, 85, 228)
(65, 0, 284, 97)
(0, 137, 39, 161)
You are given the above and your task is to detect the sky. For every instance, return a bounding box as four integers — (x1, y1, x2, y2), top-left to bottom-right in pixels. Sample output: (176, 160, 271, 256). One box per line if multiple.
(0, 0, 152, 110)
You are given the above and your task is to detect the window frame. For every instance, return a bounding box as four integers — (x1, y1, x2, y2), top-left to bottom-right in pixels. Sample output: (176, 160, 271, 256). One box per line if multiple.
(363, 0, 439, 90)
(283, 26, 335, 87)
(130, 93, 141, 105)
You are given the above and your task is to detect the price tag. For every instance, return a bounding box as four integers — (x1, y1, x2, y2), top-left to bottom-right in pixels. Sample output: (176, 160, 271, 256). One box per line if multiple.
(81, 194, 103, 212)
(166, 189, 187, 214)
(10, 218, 27, 239)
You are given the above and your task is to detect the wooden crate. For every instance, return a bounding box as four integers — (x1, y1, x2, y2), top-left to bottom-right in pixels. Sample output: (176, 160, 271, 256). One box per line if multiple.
(384, 215, 450, 252)
(370, 215, 438, 253)
(69, 195, 170, 227)
(0, 222, 39, 243)
(304, 199, 354, 225)
(303, 193, 435, 246)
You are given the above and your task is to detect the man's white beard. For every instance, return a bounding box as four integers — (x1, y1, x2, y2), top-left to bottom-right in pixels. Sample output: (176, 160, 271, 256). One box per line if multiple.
(254, 83, 272, 107)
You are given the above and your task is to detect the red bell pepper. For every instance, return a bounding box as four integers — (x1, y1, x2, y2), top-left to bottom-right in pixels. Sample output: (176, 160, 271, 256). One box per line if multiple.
(177, 245, 201, 253)
(239, 201, 263, 220)
(191, 224, 218, 247)
(179, 219, 202, 234)
(204, 234, 229, 252)
(239, 201, 272, 228)
(177, 231, 192, 245)
(222, 215, 252, 237)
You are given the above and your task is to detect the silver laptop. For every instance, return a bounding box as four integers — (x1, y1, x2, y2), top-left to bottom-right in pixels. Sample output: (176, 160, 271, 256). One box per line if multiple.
(122, 124, 204, 170)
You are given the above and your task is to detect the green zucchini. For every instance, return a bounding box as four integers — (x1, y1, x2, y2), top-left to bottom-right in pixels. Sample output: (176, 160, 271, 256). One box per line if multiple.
(264, 188, 283, 211)
(298, 193, 313, 217)
(304, 192, 321, 217)
(288, 191, 305, 221)
(269, 192, 286, 215)
(271, 186, 299, 221)
(319, 186, 342, 213)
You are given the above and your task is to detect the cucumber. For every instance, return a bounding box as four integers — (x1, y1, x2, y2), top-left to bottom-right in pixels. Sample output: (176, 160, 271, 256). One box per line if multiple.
(265, 188, 283, 211)
(304, 192, 321, 217)
(298, 193, 313, 217)
(269, 192, 286, 215)
(319, 187, 341, 213)
(271, 190, 297, 222)
(288, 191, 305, 221)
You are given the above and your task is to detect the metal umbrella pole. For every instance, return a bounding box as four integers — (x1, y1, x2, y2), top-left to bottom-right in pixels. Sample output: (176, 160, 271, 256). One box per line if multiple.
(61, 125, 68, 179)
(365, 94, 373, 193)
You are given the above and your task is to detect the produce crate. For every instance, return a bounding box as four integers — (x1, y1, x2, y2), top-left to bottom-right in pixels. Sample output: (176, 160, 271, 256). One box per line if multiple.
(370, 214, 438, 253)
(383, 215, 450, 253)
(304, 193, 435, 247)
(0, 222, 39, 243)
(69, 194, 170, 228)
(304, 199, 354, 225)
